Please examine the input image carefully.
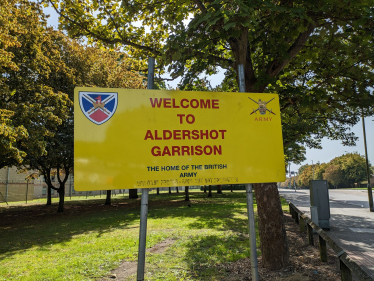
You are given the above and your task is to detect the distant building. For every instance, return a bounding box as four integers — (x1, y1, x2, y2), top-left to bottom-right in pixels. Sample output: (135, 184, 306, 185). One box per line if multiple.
(0, 166, 140, 203)
(0, 166, 35, 202)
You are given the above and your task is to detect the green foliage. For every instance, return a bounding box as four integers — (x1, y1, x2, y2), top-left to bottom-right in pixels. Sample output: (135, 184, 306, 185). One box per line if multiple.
(0, 0, 147, 210)
(297, 153, 372, 188)
(323, 165, 344, 188)
(46, 0, 374, 161)
(330, 152, 370, 187)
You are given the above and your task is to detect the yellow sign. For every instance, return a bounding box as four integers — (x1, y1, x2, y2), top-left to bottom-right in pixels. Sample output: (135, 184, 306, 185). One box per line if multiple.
(74, 87, 285, 191)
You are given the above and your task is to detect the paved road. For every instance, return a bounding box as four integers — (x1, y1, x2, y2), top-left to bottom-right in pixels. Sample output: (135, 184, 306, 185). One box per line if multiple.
(279, 188, 374, 279)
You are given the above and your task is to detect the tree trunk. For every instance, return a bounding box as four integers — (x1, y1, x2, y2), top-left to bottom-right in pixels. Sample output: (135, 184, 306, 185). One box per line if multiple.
(185, 186, 190, 201)
(208, 185, 212, 197)
(105, 190, 111, 205)
(176, 186, 179, 193)
(254, 183, 289, 269)
(129, 189, 138, 199)
(47, 185, 52, 205)
(204, 185, 206, 193)
(217, 185, 222, 194)
(157, 188, 160, 195)
(57, 185, 65, 212)
(231, 185, 233, 192)
(169, 187, 171, 194)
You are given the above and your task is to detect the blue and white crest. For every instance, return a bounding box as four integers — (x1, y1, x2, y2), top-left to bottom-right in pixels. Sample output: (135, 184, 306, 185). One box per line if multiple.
(79, 92, 118, 125)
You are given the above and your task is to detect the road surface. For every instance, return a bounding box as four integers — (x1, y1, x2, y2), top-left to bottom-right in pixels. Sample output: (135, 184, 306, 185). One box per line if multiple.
(279, 188, 374, 279)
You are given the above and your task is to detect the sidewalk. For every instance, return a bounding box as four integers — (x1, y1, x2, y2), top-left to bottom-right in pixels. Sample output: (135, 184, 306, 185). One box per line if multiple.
(279, 188, 374, 279)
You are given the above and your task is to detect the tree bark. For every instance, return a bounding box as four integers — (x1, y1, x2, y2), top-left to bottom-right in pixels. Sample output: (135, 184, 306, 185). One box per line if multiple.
(208, 185, 212, 197)
(185, 186, 190, 201)
(129, 189, 138, 199)
(204, 185, 206, 193)
(169, 187, 171, 194)
(231, 185, 233, 192)
(217, 185, 222, 194)
(176, 186, 179, 193)
(105, 190, 111, 205)
(57, 185, 65, 212)
(254, 183, 289, 269)
(157, 188, 160, 195)
(47, 185, 52, 205)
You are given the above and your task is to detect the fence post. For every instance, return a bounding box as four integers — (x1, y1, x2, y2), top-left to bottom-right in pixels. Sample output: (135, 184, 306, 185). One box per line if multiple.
(340, 260, 352, 281)
(299, 216, 305, 232)
(307, 224, 314, 246)
(319, 235, 327, 262)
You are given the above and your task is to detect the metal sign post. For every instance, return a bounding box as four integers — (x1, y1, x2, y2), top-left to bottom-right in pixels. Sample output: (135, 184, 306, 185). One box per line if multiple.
(238, 64, 259, 281)
(136, 57, 155, 281)
(362, 114, 374, 212)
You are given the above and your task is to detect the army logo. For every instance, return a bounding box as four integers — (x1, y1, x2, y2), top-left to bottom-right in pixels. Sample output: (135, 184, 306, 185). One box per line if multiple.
(79, 92, 118, 125)
(248, 97, 276, 115)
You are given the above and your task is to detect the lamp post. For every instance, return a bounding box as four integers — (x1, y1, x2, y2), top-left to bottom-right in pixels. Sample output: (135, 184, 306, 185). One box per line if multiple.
(362, 114, 373, 212)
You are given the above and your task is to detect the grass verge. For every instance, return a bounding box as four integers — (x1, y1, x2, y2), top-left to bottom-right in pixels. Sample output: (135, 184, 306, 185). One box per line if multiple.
(0, 191, 288, 280)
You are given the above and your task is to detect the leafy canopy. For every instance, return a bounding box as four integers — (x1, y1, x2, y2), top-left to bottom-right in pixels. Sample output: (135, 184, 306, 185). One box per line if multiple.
(49, 0, 374, 163)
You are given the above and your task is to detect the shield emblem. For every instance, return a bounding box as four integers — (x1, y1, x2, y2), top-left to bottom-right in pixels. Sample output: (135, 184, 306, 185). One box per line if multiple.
(79, 91, 118, 125)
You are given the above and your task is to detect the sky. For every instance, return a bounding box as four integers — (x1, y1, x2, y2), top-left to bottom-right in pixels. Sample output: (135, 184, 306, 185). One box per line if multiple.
(44, 8, 374, 174)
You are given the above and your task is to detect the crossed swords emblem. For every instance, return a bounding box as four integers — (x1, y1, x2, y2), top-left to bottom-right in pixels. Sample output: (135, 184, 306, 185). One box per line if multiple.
(248, 97, 276, 115)
(83, 94, 116, 115)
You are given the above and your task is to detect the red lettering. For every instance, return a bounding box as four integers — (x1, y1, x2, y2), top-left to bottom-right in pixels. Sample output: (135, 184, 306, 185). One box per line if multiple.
(259, 117, 262, 121)
(219, 130, 226, 139)
(270, 117, 272, 121)
(144, 130, 154, 140)
(195, 145, 203, 155)
(255, 117, 258, 121)
(182, 130, 191, 139)
(171, 146, 181, 156)
(151, 146, 161, 156)
(200, 130, 209, 139)
(150, 98, 162, 108)
(213, 145, 222, 155)
(154, 130, 162, 140)
(163, 98, 171, 108)
(200, 99, 210, 108)
(173, 130, 181, 140)
(163, 130, 172, 140)
(190, 99, 199, 108)
(212, 99, 219, 109)
(162, 146, 171, 156)
(172, 99, 180, 108)
(186, 114, 195, 124)
(181, 146, 190, 155)
(204, 145, 212, 155)
(181, 99, 189, 108)
(177, 114, 185, 124)
(210, 130, 218, 139)
(191, 130, 199, 140)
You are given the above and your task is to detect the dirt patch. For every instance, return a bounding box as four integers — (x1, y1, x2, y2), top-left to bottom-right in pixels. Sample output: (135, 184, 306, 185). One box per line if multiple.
(147, 238, 176, 254)
(101, 261, 138, 280)
(218, 213, 341, 280)
(101, 238, 176, 280)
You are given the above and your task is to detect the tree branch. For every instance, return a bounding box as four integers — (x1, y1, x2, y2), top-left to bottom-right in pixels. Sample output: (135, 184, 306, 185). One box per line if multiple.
(267, 23, 315, 77)
(49, 0, 160, 56)
(193, 0, 207, 13)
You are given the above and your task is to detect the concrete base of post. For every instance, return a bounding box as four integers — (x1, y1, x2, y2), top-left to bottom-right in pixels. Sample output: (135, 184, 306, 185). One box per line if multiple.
(310, 206, 319, 234)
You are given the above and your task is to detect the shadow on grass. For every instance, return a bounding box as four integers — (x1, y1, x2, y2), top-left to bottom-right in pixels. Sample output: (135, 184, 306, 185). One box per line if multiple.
(0, 192, 252, 261)
(183, 234, 252, 279)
